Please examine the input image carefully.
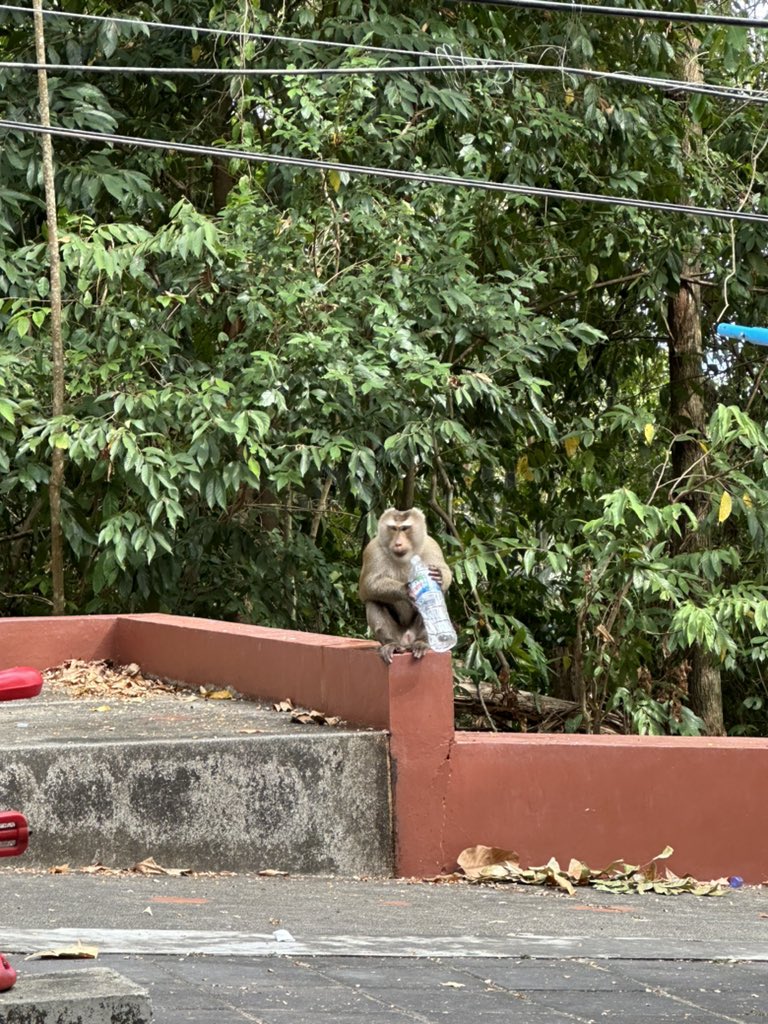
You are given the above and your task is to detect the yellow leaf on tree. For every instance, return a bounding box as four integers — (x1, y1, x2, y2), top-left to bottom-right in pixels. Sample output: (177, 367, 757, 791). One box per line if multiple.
(743, 492, 753, 509)
(328, 169, 342, 193)
(516, 455, 533, 481)
(643, 423, 655, 444)
(718, 491, 732, 524)
(564, 436, 580, 459)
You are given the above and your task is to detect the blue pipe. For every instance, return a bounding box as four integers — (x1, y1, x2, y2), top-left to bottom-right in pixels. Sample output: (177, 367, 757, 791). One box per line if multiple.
(716, 323, 768, 346)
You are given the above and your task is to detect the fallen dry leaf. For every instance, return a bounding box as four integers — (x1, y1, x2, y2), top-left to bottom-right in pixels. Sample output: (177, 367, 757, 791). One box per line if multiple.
(132, 856, 192, 877)
(457, 844, 729, 896)
(421, 872, 464, 884)
(26, 942, 98, 961)
(290, 708, 341, 727)
(48, 864, 70, 875)
(457, 845, 520, 878)
(80, 863, 122, 876)
(258, 868, 289, 877)
(43, 659, 209, 703)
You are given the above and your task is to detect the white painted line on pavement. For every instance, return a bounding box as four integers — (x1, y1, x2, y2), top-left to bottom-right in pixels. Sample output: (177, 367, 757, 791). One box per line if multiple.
(1, 929, 767, 961)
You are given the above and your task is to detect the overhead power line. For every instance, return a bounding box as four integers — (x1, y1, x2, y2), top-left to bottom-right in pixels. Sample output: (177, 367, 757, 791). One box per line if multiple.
(4, 0, 768, 42)
(0, 3, 487, 63)
(2, 117, 767, 225)
(2, 59, 767, 107)
(0, 58, 575, 77)
(2, 3, 767, 107)
(454, 0, 768, 30)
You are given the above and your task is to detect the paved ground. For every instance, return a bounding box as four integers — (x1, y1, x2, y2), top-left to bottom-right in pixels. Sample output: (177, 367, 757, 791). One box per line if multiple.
(1, 871, 766, 1022)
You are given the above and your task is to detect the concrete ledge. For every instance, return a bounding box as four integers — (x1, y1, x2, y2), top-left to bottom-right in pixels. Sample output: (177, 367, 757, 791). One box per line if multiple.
(0, 713, 392, 874)
(0, 967, 151, 1023)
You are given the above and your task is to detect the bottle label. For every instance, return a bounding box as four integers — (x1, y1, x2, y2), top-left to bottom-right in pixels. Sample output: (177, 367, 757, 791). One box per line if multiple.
(408, 580, 433, 602)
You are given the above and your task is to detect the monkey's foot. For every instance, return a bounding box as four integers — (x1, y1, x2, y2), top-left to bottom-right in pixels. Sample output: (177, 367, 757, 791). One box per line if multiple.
(378, 642, 408, 664)
(411, 640, 430, 659)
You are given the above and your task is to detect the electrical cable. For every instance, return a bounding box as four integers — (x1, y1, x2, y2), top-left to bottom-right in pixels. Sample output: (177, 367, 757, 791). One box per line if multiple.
(2, 116, 767, 224)
(4, 0, 768, 41)
(1, 57, 766, 106)
(2, 2, 767, 107)
(452, 0, 768, 30)
(0, 58, 591, 77)
(0, 2, 495, 63)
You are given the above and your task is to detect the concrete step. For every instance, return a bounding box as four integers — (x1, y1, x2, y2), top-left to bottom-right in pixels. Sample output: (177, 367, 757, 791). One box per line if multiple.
(0, 967, 151, 1023)
(0, 694, 392, 876)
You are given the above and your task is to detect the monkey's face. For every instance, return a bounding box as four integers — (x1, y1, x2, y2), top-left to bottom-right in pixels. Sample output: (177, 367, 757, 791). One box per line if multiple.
(378, 508, 425, 561)
(389, 524, 413, 559)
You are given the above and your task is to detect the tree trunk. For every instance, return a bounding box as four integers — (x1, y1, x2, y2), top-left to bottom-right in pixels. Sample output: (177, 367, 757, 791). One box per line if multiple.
(688, 646, 724, 736)
(33, 0, 66, 615)
(667, 23, 724, 735)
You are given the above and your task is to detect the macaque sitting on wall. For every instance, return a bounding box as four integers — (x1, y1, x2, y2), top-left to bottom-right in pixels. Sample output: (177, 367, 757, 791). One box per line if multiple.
(359, 507, 452, 664)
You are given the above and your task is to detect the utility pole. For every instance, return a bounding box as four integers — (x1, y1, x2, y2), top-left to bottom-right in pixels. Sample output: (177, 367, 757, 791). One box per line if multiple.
(32, 0, 66, 615)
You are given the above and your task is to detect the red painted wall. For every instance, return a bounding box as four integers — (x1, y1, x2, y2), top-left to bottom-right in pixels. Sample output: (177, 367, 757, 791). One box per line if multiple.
(113, 614, 393, 730)
(0, 615, 117, 669)
(1, 614, 766, 881)
(443, 733, 768, 882)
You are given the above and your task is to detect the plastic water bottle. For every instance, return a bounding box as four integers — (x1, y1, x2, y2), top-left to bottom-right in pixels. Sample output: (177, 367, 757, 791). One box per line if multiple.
(408, 555, 457, 653)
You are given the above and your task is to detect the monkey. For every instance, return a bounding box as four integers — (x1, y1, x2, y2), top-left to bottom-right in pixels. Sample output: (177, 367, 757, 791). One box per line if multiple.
(359, 507, 452, 664)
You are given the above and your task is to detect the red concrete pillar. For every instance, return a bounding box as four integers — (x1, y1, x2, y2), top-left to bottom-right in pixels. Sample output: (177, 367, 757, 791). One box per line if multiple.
(386, 652, 455, 878)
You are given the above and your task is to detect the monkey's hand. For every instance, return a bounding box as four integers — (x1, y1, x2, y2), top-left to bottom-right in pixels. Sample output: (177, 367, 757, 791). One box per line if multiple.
(408, 568, 443, 604)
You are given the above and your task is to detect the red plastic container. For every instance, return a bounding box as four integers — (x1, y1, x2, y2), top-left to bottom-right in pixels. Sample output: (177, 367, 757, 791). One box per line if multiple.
(0, 672, 38, 994)
(0, 667, 42, 702)
(0, 810, 29, 858)
(0, 954, 16, 992)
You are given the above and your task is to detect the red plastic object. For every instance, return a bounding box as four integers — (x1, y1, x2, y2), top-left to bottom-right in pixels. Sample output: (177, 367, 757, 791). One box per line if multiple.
(0, 955, 16, 992)
(0, 811, 29, 858)
(0, 667, 42, 702)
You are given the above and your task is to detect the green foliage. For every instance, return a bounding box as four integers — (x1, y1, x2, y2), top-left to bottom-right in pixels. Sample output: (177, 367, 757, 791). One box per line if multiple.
(2, 1, 768, 733)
